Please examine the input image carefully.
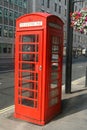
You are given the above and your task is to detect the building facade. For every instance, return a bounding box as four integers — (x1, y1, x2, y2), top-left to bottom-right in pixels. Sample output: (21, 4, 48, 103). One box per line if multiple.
(0, 0, 87, 60)
(29, 0, 87, 53)
(29, 0, 68, 47)
(0, 0, 29, 59)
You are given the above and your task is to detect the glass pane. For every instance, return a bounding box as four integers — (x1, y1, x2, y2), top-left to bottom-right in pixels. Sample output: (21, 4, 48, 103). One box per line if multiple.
(22, 54, 38, 62)
(7, 44, 12, 53)
(22, 44, 38, 52)
(50, 89, 58, 97)
(52, 54, 58, 62)
(52, 36, 59, 45)
(9, 10, 13, 20)
(22, 63, 35, 71)
(22, 72, 38, 81)
(23, 0, 27, 8)
(50, 80, 58, 89)
(52, 63, 58, 71)
(14, 0, 18, 5)
(4, 8, 8, 17)
(21, 81, 38, 90)
(51, 72, 58, 80)
(0, 25, 2, 36)
(3, 26, 8, 37)
(22, 82, 34, 89)
(52, 45, 59, 53)
(18, 0, 22, 7)
(22, 72, 34, 80)
(22, 90, 34, 98)
(14, 12, 18, 19)
(22, 99, 34, 107)
(0, 47, 1, 53)
(22, 35, 38, 42)
(9, 27, 13, 37)
(9, 0, 13, 3)
(0, 7, 2, 17)
(50, 97, 58, 106)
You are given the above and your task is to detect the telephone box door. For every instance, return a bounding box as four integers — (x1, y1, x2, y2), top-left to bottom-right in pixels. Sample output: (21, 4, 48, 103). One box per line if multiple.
(15, 30, 43, 120)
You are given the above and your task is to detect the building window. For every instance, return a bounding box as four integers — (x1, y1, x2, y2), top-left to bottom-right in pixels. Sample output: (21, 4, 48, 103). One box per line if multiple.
(7, 44, 12, 53)
(1, 43, 12, 54)
(14, 12, 18, 26)
(84, 2, 87, 7)
(9, 27, 13, 38)
(9, 0, 13, 4)
(59, 5, 61, 14)
(3, 47, 7, 53)
(19, 13, 22, 17)
(4, 0, 9, 2)
(3, 26, 8, 37)
(54, 3, 57, 12)
(0, 7, 2, 17)
(0, 25, 2, 36)
(9, 10, 13, 26)
(0, 46, 1, 53)
(14, 12, 18, 19)
(23, 0, 27, 8)
(74, 5, 77, 11)
(0, 7, 3, 24)
(4, 8, 8, 24)
(14, 0, 18, 5)
(47, 0, 50, 8)
(2, 44, 7, 53)
(65, 0, 66, 5)
(18, 0, 22, 7)
(64, 9, 66, 16)
(4, 8, 8, 17)
(42, 0, 44, 5)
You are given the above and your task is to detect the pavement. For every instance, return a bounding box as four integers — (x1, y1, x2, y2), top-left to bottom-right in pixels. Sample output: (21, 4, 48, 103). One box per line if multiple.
(0, 76, 87, 130)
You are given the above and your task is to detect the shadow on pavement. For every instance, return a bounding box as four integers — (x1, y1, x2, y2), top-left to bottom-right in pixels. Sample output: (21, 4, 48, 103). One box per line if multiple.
(53, 91, 87, 121)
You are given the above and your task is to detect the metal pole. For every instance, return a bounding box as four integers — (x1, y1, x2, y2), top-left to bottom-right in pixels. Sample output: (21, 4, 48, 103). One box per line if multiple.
(65, 0, 84, 93)
(65, 0, 74, 93)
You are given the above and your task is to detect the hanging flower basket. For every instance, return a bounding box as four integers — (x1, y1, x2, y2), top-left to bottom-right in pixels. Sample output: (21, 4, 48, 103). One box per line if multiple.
(71, 8, 87, 34)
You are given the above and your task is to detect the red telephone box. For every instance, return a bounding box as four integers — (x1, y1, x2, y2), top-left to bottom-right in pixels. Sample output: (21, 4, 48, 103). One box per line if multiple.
(14, 12, 64, 125)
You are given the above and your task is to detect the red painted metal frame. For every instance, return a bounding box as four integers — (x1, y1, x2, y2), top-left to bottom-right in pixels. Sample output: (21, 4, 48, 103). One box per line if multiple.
(44, 28, 63, 122)
(14, 12, 64, 125)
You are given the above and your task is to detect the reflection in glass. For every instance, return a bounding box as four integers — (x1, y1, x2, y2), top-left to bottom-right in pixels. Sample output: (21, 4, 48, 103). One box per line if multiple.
(21, 80, 38, 90)
(50, 89, 58, 97)
(22, 99, 34, 107)
(51, 63, 58, 71)
(22, 44, 38, 52)
(22, 63, 35, 71)
(22, 72, 38, 81)
(22, 54, 38, 62)
(51, 72, 58, 80)
(22, 35, 38, 42)
(50, 80, 58, 89)
(50, 97, 58, 106)
(22, 90, 35, 98)
(52, 36, 59, 44)
(22, 82, 35, 89)
(52, 45, 59, 53)
(52, 54, 58, 62)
